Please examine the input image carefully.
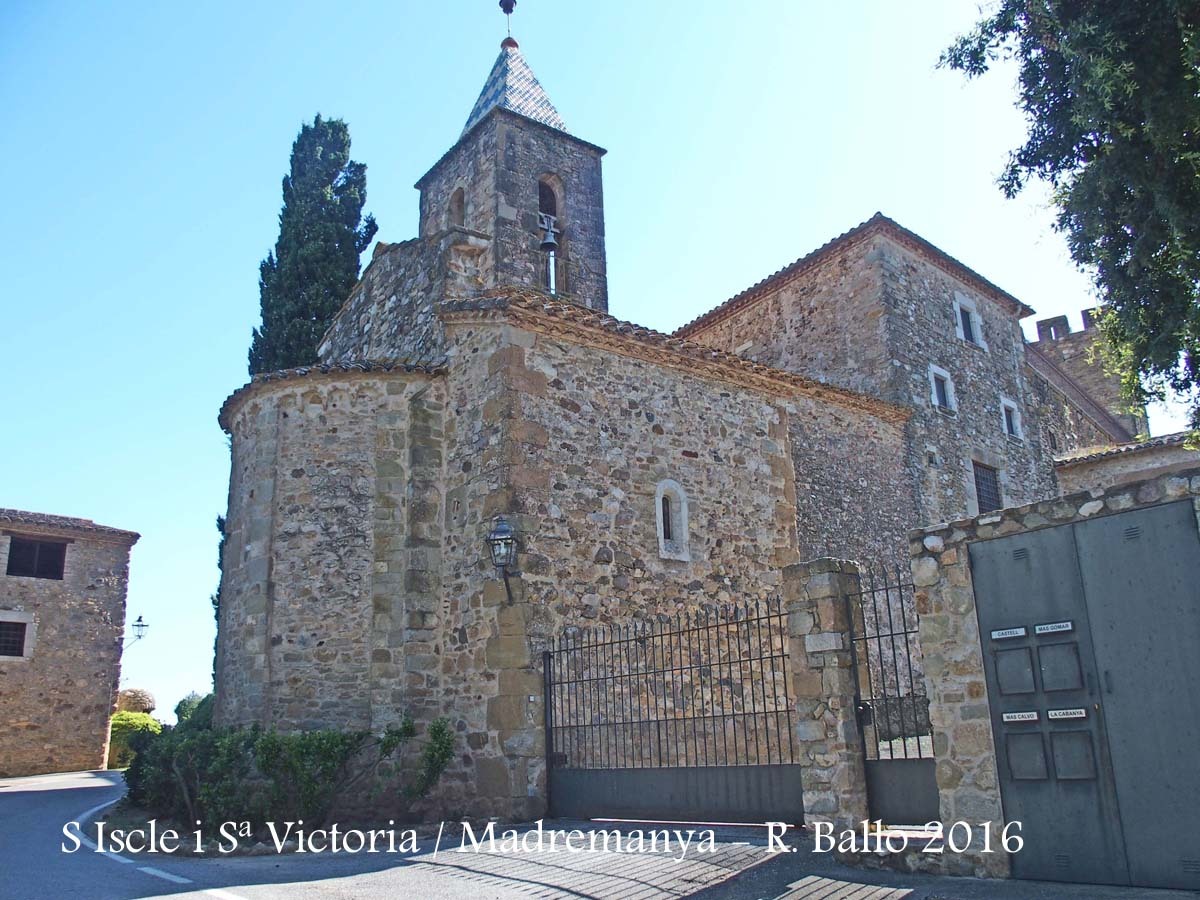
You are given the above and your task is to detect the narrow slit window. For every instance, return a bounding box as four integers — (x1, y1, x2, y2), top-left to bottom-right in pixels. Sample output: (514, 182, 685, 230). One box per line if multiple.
(654, 480, 689, 561)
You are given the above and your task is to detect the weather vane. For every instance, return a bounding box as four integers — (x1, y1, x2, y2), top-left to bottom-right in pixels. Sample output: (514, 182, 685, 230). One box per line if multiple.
(500, 0, 516, 36)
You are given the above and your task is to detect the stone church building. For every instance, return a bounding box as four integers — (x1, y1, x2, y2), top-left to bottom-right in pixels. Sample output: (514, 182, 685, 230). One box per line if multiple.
(214, 38, 1138, 817)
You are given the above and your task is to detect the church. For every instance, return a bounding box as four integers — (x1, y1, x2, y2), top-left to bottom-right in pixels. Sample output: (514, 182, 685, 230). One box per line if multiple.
(214, 33, 1137, 819)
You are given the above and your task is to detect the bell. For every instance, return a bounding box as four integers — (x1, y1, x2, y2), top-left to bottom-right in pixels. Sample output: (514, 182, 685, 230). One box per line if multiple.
(539, 226, 558, 252)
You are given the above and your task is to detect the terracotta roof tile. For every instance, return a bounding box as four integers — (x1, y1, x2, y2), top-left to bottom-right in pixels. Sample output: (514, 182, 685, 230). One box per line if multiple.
(441, 288, 909, 421)
(219, 358, 447, 431)
(0, 509, 139, 542)
(1054, 430, 1196, 467)
(673, 213, 1035, 338)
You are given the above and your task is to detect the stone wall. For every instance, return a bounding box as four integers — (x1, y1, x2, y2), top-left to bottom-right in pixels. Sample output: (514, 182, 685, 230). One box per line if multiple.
(317, 233, 491, 364)
(0, 519, 137, 777)
(215, 367, 446, 732)
(1032, 313, 1147, 437)
(788, 400, 914, 565)
(427, 313, 806, 817)
(414, 109, 608, 312)
(489, 112, 607, 311)
(909, 464, 1200, 877)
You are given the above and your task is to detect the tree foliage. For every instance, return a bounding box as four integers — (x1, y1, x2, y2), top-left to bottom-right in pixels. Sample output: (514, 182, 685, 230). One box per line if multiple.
(248, 115, 378, 375)
(942, 2, 1200, 424)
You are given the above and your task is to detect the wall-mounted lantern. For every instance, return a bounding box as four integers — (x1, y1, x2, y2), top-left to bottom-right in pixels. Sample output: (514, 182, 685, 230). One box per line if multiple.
(125, 615, 148, 648)
(485, 516, 519, 604)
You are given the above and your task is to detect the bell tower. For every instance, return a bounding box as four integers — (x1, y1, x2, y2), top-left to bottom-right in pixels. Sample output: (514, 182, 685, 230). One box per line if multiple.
(414, 22, 609, 311)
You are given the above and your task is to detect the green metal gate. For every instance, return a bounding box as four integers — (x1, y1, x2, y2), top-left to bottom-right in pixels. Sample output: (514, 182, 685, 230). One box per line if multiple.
(969, 499, 1200, 890)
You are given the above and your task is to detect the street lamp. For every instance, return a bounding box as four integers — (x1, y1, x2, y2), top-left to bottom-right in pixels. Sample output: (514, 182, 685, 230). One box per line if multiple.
(485, 516, 518, 604)
(125, 615, 148, 648)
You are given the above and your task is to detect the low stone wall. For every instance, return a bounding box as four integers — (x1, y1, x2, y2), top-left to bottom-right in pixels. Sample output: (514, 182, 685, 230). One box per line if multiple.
(909, 464, 1200, 878)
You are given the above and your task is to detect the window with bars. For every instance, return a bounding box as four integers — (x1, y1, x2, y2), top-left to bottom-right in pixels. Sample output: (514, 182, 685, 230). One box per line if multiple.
(6, 537, 66, 579)
(0, 621, 28, 657)
(973, 461, 1003, 513)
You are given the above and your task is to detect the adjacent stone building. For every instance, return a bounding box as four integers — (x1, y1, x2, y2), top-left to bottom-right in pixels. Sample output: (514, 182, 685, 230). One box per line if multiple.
(676, 216, 1136, 555)
(215, 36, 1144, 818)
(0, 509, 139, 777)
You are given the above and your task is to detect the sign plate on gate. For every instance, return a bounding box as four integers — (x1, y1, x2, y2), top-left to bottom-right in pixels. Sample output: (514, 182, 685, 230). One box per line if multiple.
(1002, 710, 1039, 722)
(1048, 707, 1087, 720)
(991, 626, 1027, 640)
(1035, 620, 1074, 635)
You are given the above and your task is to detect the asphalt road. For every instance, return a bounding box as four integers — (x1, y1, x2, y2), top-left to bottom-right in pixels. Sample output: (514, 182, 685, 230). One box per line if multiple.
(1, 771, 1192, 900)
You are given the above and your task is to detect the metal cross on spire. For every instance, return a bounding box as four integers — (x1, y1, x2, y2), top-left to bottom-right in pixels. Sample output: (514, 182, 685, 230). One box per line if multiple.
(499, 0, 516, 36)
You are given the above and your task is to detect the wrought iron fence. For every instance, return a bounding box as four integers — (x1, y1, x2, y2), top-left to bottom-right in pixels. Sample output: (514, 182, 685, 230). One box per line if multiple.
(545, 600, 797, 769)
(846, 564, 934, 760)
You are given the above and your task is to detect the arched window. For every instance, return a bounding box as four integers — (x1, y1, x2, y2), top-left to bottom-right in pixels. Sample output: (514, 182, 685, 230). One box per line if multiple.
(537, 175, 564, 295)
(538, 180, 557, 220)
(655, 480, 689, 561)
(449, 187, 466, 228)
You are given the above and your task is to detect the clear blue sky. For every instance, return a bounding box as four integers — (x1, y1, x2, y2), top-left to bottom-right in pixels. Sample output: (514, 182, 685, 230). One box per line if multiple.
(1, 1, 1186, 721)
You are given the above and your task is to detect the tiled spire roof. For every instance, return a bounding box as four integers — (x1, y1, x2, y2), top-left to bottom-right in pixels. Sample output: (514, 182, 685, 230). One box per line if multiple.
(462, 38, 566, 137)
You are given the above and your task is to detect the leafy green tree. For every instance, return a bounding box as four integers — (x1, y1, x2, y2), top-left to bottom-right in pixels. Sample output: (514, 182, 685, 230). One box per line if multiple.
(248, 115, 378, 374)
(942, 2, 1200, 425)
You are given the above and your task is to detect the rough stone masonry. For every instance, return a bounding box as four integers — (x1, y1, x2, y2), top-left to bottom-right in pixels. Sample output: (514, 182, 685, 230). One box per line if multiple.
(215, 36, 1140, 822)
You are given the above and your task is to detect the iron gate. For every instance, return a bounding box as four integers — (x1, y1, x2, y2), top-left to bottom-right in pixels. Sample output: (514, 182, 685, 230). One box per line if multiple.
(544, 600, 805, 822)
(846, 564, 939, 825)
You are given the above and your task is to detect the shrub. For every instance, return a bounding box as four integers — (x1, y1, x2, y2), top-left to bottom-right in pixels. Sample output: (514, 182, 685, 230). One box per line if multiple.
(108, 711, 162, 768)
(125, 711, 454, 830)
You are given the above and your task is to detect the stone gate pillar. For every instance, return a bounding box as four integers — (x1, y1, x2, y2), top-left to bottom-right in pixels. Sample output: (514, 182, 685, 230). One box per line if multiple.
(783, 557, 868, 829)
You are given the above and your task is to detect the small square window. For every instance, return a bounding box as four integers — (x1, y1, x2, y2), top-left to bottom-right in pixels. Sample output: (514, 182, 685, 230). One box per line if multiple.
(5, 537, 67, 580)
(0, 621, 27, 657)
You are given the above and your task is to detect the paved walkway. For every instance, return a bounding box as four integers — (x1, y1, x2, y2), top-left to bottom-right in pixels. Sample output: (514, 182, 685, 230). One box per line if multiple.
(1, 771, 1190, 900)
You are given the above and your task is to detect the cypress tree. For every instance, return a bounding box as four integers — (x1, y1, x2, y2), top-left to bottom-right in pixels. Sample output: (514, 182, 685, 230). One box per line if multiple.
(248, 115, 378, 374)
